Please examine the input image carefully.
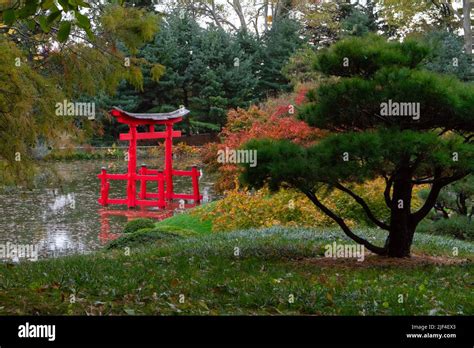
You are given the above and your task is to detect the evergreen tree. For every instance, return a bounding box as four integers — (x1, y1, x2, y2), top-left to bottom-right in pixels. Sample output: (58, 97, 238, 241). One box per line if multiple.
(241, 35, 473, 257)
(256, 18, 305, 98)
(190, 25, 257, 125)
(97, 11, 306, 133)
(135, 11, 257, 127)
(419, 175, 473, 219)
(421, 30, 472, 81)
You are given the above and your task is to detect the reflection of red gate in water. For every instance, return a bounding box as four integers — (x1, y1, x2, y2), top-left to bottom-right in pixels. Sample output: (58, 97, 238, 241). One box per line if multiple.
(98, 107, 202, 208)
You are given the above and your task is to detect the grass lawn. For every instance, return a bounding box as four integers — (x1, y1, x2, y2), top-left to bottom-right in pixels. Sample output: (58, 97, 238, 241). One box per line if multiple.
(154, 210, 212, 235)
(0, 226, 472, 315)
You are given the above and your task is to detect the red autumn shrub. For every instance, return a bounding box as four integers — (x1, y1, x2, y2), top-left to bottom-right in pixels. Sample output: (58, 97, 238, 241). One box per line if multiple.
(203, 84, 324, 192)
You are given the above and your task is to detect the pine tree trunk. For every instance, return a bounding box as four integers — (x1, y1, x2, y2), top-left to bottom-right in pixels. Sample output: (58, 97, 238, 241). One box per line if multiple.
(458, 192, 468, 215)
(386, 222, 415, 257)
(385, 169, 415, 257)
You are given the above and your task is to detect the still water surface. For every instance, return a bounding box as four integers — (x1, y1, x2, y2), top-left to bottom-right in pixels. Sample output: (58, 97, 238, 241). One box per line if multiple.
(0, 159, 215, 259)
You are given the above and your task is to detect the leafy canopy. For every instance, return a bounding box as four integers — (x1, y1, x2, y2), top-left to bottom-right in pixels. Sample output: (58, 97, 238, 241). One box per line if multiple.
(243, 35, 473, 190)
(0, 0, 94, 42)
(302, 35, 473, 133)
(242, 130, 473, 192)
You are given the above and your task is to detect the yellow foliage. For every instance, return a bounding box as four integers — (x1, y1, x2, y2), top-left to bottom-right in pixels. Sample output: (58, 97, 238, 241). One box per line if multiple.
(101, 5, 160, 55)
(0, 36, 70, 185)
(195, 187, 346, 232)
(151, 64, 166, 82)
(193, 178, 425, 232)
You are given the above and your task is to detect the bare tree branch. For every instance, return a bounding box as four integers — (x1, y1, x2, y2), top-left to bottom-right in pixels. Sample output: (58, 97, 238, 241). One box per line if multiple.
(227, 0, 247, 31)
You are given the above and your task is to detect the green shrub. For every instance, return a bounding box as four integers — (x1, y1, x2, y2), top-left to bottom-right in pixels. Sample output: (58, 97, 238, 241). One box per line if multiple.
(106, 227, 184, 249)
(123, 218, 156, 233)
(155, 212, 213, 234)
(150, 225, 198, 237)
(108, 225, 199, 250)
(417, 216, 473, 241)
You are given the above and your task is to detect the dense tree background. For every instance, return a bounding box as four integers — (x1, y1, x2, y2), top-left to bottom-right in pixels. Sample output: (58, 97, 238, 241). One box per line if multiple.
(91, 10, 305, 143)
(0, 1, 162, 183)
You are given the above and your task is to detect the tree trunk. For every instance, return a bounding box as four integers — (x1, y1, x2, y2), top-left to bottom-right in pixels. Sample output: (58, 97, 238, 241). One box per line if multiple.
(231, 0, 247, 32)
(463, 0, 473, 55)
(385, 222, 415, 257)
(264, 0, 269, 33)
(458, 192, 468, 215)
(385, 169, 415, 257)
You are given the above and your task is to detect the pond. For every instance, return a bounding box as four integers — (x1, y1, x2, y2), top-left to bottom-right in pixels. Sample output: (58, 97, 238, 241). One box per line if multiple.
(0, 158, 216, 260)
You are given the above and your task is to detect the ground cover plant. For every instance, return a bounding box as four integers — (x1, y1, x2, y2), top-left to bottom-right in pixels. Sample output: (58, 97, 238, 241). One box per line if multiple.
(0, 226, 472, 315)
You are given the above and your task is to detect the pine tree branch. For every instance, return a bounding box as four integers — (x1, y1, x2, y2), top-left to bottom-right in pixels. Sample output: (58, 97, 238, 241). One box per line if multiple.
(303, 189, 387, 255)
(383, 174, 393, 208)
(411, 171, 470, 224)
(333, 182, 390, 230)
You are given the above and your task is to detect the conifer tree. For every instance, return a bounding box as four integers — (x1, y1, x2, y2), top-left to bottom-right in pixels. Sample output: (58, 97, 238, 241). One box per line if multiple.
(241, 35, 474, 257)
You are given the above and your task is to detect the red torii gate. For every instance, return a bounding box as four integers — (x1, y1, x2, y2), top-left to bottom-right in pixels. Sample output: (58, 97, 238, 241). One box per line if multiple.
(98, 107, 201, 208)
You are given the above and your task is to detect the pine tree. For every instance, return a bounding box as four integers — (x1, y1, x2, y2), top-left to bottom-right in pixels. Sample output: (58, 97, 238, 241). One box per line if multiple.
(255, 18, 305, 99)
(241, 35, 473, 257)
(422, 30, 472, 81)
(135, 11, 257, 127)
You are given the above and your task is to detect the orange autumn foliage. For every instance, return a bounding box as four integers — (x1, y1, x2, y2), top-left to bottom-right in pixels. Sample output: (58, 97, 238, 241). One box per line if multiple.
(203, 85, 324, 192)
